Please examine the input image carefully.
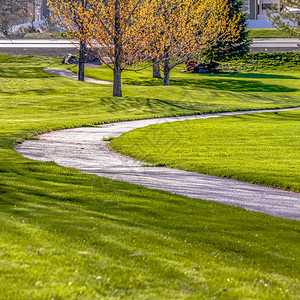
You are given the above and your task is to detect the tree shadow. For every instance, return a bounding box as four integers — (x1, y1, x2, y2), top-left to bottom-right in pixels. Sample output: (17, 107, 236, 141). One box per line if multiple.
(232, 110, 300, 122)
(0, 166, 298, 282)
(124, 78, 163, 86)
(169, 78, 297, 93)
(188, 72, 299, 80)
(0, 67, 56, 78)
(2, 88, 58, 95)
(123, 72, 299, 93)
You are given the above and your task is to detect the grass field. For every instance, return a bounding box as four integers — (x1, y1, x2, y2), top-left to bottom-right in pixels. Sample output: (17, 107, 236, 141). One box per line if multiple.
(248, 29, 293, 39)
(0, 54, 299, 298)
(111, 110, 300, 192)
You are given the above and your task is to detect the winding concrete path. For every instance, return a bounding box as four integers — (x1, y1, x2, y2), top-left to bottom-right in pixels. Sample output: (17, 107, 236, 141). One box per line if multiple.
(15, 108, 300, 220)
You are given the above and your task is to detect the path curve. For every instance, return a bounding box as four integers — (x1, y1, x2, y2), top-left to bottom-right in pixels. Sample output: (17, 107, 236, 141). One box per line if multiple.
(15, 108, 300, 220)
(44, 68, 113, 85)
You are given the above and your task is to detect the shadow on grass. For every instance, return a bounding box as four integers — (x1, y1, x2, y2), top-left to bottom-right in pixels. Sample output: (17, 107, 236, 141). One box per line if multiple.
(168, 78, 297, 93)
(0, 54, 61, 65)
(0, 167, 299, 278)
(233, 110, 300, 122)
(124, 77, 163, 86)
(123, 74, 298, 93)
(2, 88, 59, 95)
(194, 72, 299, 80)
(0, 67, 56, 78)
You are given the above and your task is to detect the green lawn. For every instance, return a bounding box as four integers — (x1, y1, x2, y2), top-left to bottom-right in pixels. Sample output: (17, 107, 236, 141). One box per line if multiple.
(0, 54, 299, 299)
(111, 110, 300, 192)
(248, 28, 293, 39)
(216, 52, 300, 73)
(71, 51, 300, 82)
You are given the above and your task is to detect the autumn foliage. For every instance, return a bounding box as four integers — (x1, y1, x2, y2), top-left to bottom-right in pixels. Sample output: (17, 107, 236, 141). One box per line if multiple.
(48, 0, 242, 96)
(89, 0, 156, 96)
(150, 0, 241, 85)
(48, 0, 97, 81)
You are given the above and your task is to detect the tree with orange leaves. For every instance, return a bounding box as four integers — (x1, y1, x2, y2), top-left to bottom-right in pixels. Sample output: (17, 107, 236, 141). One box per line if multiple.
(48, 0, 241, 95)
(89, 0, 156, 97)
(48, 0, 96, 81)
(150, 0, 241, 85)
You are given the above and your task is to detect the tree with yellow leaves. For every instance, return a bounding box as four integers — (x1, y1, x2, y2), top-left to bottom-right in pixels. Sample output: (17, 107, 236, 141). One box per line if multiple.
(89, 0, 156, 97)
(49, 0, 241, 95)
(150, 0, 241, 85)
(48, 0, 97, 81)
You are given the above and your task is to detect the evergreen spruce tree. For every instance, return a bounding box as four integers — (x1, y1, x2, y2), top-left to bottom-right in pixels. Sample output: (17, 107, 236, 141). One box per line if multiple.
(211, 0, 251, 61)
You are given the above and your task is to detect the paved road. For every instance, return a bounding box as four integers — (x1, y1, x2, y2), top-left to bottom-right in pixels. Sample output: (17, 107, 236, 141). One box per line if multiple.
(0, 39, 77, 56)
(15, 108, 300, 220)
(0, 38, 299, 48)
(251, 38, 299, 52)
(0, 39, 78, 48)
(0, 38, 298, 56)
(252, 38, 299, 48)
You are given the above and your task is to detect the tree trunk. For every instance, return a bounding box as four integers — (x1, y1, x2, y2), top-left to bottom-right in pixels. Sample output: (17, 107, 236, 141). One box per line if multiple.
(78, 39, 86, 82)
(152, 58, 161, 78)
(3, 27, 9, 38)
(163, 58, 170, 86)
(113, 0, 122, 97)
(113, 67, 122, 97)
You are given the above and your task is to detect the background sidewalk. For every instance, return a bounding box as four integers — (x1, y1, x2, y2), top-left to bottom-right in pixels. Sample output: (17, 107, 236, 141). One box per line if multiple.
(0, 38, 299, 56)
